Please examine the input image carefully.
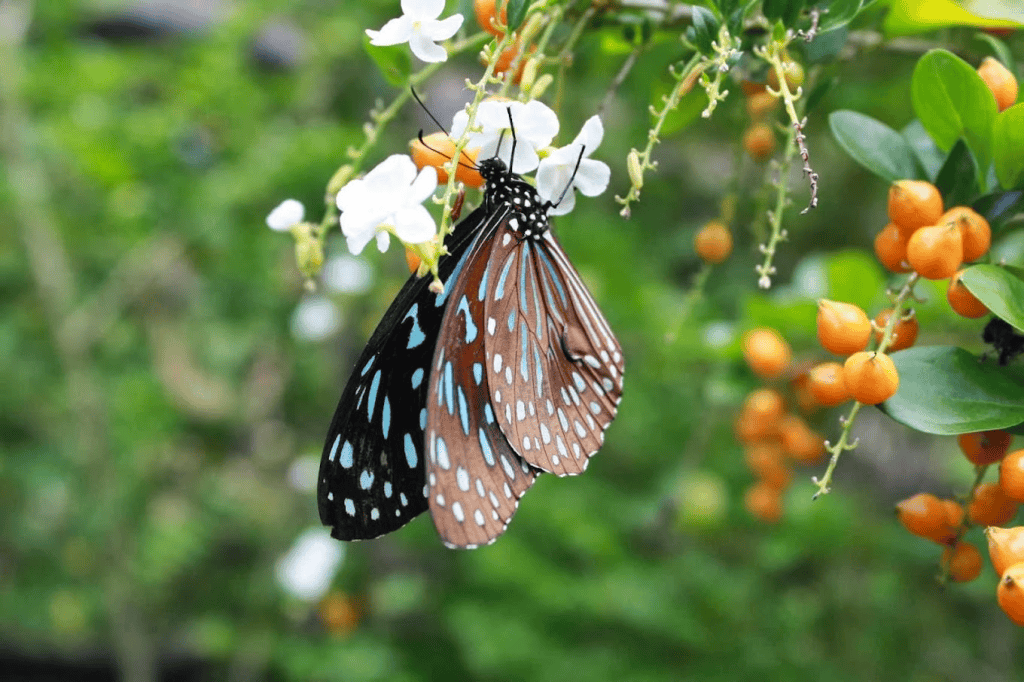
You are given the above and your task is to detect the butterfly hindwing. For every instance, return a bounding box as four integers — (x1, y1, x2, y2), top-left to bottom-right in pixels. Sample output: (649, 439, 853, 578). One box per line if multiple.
(425, 209, 539, 549)
(318, 206, 489, 540)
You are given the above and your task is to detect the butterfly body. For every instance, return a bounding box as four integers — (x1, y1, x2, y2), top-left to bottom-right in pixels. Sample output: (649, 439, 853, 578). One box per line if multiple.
(319, 158, 623, 548)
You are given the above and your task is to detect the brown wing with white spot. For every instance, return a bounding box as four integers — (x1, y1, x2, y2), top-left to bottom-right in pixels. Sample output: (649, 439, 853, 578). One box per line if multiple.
(425, 219, 538, 549)
(483, 227, 624, 476)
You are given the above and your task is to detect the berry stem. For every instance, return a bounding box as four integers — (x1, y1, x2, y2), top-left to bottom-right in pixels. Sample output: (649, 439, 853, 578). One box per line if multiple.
(939, 464, 989, 585)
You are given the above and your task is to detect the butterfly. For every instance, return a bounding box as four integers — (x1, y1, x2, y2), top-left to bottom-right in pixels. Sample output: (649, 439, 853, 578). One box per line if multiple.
(317, 135, 624, 549)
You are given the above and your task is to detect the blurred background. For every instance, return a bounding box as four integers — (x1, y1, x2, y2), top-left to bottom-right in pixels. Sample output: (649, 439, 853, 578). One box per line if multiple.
(2, 1, 1022, 680)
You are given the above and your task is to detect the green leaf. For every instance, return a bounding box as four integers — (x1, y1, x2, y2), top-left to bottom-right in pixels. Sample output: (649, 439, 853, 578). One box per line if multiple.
(690, 6, 718, 53)
(817, 0, 866, 30)
(828, 110, 919, 181)
(911, 49, 998, 181)
(973, 189, 1024, 229)
(804, 26, 848, 63)
(973, 32, 1017, 80)
(902, 120, 944, 181)
(934, 140, 979, 207)
(506, 0, 528, 33)
(762, 0, 806, 25)
(884, 0, 1024, 36)
(825, 250, 885, 311)
(993, 104, 1024, 189)
(960, 264, 1024, 332)
(364, 39, 411, 87)
(883, 346, 1024, 435)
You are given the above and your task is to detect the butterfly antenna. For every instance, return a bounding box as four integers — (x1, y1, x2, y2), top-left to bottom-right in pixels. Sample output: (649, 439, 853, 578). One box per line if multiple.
(411, 87, 478, 169)
(505, 107, 518, 176)
(546, 145, 586, 211)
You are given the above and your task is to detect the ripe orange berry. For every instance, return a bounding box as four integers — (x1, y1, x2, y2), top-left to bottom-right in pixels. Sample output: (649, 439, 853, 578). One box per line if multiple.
(734, 413, 778, 444)
(896, 492, 957, 544)
(977, 56, 1019, 112)
(487, 39, 535, 83)
(745, 481, 783, 522)
(742, 328, 791, 379)
(816, 299, 872, 355)
(790, 371, 819, 414)
(969, 483, 1019, 527)
(745, 91, 778, 120)
(1000, 450, 1024, 502)
(405, 247, 422, 274)
(959, 430, 1013, 466)
(843, 352, 899, 405)
(318, 592, 361, 635)
(778, 414, 825, 464)
(947, 270, 989, 319)
(874, 223, 913, 273)
(943, 541, 983, 582)
(906, 224, 963, 280)
(745, 443, 792, 490)
(742, 388, 786, 423)
(997, 563, 1024, 626)
(943, 499, 965, 529)
(473, 0, 508, 37)
(409, 132, 484, 188)
(987, 526, 1024, 578)
(887, 180, 944, 232)
(807, 362, 850, 407)
(694, 220, 733, 264)
(743, 122, 776, 161)
(939, 206, 991, 262)
(873, 309, 919, 352)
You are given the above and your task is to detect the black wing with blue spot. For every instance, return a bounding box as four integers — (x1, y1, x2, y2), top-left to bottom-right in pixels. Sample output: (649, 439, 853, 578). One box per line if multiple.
(317, 206, 490, 541)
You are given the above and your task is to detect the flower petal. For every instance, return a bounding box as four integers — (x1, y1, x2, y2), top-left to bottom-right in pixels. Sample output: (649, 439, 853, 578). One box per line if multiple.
(515, 100, 559, 146)
(449, 109, 469, 138)
(365, 16, 412, 46)
(547, 190, 576, 216)
(266, 199, 304, 231)
(366, 154, 417, 187)
(408, 166, 439, 203)
(407, 30, 448, 62)
(402, 0, 444, 21)
(572, 158, 610, 196)
(375, 230, 392, 252)
(392, 205, 437, 244)
(571, 115, 604, 154)
(535, 157, 570, 203)
(425, 14, 463, 41)
(342, 220, 375, 255)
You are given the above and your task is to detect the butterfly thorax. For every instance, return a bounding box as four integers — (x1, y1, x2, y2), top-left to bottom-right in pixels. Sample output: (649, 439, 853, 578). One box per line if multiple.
(477, 157, 549, 242)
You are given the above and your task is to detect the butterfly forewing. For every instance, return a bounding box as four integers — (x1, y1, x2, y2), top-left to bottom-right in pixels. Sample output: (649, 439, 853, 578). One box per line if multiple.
(425, 210, 539, 549)
(318, 207, 489, 540)
(483, 215, 624, 476)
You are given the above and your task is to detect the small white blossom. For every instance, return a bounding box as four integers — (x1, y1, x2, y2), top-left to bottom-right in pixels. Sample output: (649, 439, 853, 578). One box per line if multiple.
(336, 154, 438, 255)
(365, 0, 464, 63)
(536, 115, 611, 216)
(450, 100, 559, 174)
(266, 199, 304, 231)
(291, 296, 342, 342)
(275, 528, 345, 602)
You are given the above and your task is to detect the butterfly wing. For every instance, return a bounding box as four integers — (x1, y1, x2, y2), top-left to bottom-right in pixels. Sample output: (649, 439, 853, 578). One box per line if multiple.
(318, 206, 489, 541)
(424, 210, 539, 549)
(483, 226, 624, 475)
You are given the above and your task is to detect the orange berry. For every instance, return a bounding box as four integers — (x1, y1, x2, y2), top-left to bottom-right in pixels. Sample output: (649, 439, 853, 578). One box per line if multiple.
(874, 223, 913, 273)
(997, 563, 1024, 626)
(742, 328, 791, 379)
(743, 122, 776, 161)
(409, 132, 484, 188)
(807, 362, 851, 407)
(487, 39, 535, 83)
(740, 79, 767, 96)
(318, 592, 361, 635)
(742, 388, 786, 423)
(790, 371, 819, 414)
(939, 207, 990, 262)
(405, 248, 422, 274)
(943, 499, 965, 529)
(977, 56, 1018, 112)
(745, 91, 778, 120)
(778, 414, 825, 464)
(816, 299, 872, 355)
(943, 541, 983, 582)
(873, 309, 919, 352)
(906, 224, 963, 280)
(958, 430, 1013, 466)
(947, 270, 989, 319)
(987, 526, 1024, 578)
(843, 352, 899, 405)
(733, 413, 778, 444)
(896, 492, 957, 544)
(887, 180, 944, 232)
(999, 450, 1024, 502)
(694, 220, 733, 264)
(745, 443, 792, 490)
(745, 482, 783, 522)
(473, 0, 508, 37)
(969, 483, 1019, 527)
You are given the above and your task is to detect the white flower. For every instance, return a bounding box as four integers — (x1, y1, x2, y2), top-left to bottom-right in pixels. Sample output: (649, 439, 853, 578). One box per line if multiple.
(365, 0, 464, 64)
(336, 154, 438, 255)
(275, 528, 345, 602)
(291, 296, 342, 342)
(322, 254, 373, 295)
(450, 100, 559, 174)
(535, 115, 611, 216)
(266, 199, 304, 231)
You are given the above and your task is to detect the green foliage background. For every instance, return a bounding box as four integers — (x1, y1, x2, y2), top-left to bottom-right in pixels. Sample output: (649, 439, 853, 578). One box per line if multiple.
(1, 1, 1022, 680)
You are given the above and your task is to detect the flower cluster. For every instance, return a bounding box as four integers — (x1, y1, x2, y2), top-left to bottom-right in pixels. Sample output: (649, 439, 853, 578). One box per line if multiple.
(365, 0, 463, 64)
